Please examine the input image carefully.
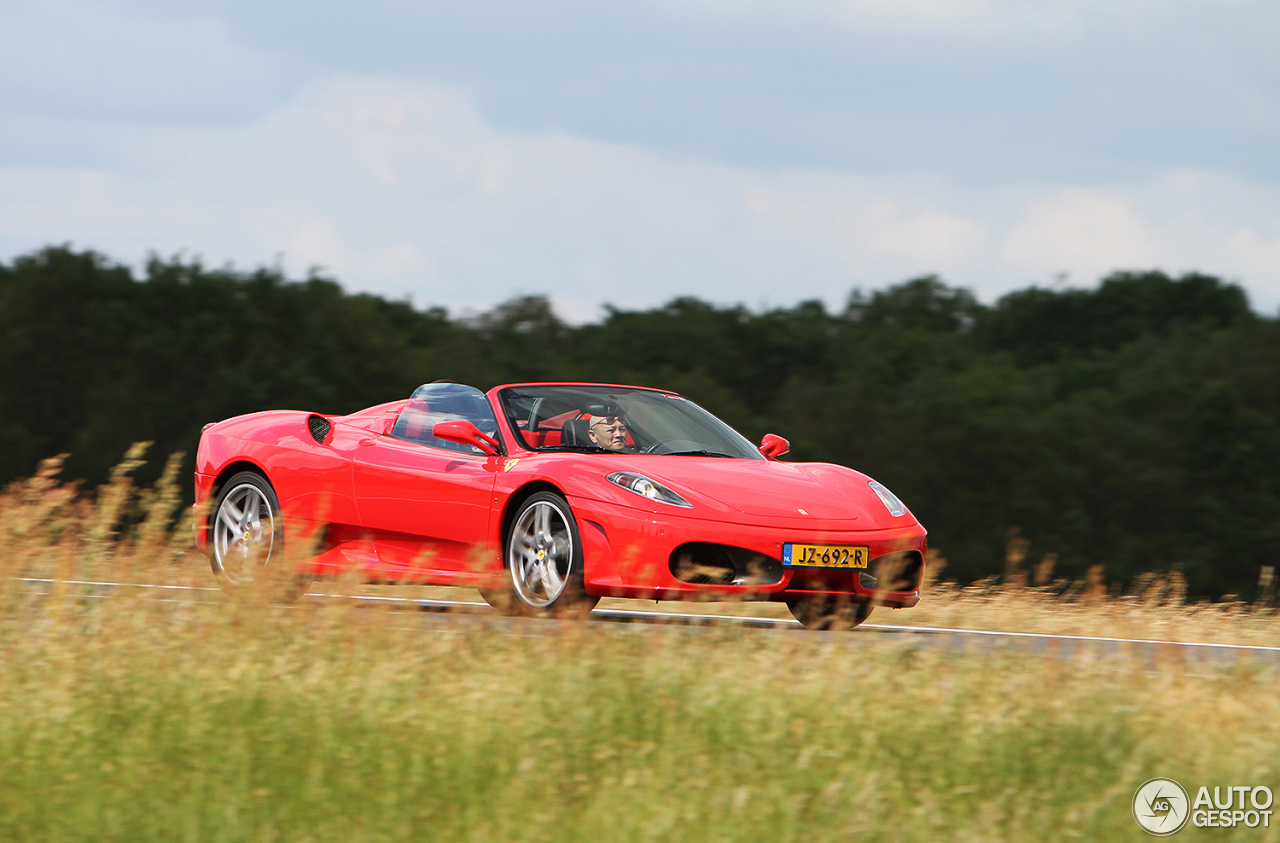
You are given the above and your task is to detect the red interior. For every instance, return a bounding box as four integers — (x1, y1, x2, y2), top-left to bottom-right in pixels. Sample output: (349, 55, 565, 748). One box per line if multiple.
(519, 409, 635, 449)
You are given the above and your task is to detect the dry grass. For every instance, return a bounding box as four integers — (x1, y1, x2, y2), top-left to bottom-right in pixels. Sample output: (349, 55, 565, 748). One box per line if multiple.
(2, 453, 1279, 842)
(895, 553, 1280, 649)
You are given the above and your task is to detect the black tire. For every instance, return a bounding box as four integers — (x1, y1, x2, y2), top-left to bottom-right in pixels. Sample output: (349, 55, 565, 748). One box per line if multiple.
(786, 596, 874, 630)
(208, 471, 311, 602)
(491, 491, 598, 617)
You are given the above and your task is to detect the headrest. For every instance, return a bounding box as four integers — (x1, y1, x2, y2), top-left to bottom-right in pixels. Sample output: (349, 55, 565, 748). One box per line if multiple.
(561, 418, 591, 446)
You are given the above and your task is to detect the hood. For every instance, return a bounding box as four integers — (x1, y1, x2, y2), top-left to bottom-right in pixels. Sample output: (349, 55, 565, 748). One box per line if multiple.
(634, 457, 897, 524)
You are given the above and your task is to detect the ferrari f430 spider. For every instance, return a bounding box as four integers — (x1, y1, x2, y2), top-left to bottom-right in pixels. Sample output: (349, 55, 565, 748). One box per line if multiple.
(194, 381, 927, 628)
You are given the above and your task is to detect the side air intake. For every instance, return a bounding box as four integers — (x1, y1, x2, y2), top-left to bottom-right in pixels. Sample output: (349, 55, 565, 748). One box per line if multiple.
(307, 415, 332, 445)
(858, 550, 924, 592)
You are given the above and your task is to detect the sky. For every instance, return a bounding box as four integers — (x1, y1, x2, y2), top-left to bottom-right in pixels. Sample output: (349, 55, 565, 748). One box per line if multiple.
(2, 0, 1279, 321)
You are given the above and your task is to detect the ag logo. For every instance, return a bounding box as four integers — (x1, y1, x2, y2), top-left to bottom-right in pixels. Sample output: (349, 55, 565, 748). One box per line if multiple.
(1134, 778, 1190, 836)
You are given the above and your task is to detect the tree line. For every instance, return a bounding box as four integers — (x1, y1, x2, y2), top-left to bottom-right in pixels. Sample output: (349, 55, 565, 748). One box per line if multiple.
(2, 246, 1277, 598)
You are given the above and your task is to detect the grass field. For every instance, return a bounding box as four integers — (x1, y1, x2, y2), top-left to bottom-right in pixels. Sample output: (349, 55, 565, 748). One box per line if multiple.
(2, 454, 1279, 842)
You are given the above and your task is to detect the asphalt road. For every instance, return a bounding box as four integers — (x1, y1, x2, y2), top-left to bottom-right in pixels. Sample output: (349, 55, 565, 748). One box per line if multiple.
(13, 576, 1280, 669)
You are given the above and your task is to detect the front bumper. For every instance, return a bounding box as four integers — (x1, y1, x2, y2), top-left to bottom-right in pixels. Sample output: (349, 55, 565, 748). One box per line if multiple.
(192, 472, 215, 555)
(570, 497, 926, 607)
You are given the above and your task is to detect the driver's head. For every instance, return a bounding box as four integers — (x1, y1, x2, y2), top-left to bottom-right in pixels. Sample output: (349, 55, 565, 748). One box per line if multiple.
(587, 412, 628, 451)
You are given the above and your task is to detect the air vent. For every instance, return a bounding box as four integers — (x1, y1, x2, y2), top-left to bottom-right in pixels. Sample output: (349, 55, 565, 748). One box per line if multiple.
(669, 543, 783, 585)
(868, 550, 923, 592)
(307, 415, 332, 444)
(671, 543, 736, 584)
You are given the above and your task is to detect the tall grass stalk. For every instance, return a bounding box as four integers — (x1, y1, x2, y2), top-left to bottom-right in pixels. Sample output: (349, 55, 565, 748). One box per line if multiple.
(2, 454, 1278, 842)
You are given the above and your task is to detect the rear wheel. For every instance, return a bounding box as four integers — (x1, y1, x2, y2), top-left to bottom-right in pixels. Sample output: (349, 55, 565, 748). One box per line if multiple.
(209, 471, 311, 602)
(491, 491, 598, 617)
(786, 596, 874, 630)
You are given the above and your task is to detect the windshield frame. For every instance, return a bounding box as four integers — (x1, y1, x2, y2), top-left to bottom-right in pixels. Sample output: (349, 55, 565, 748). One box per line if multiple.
(495, 384, 764, 460)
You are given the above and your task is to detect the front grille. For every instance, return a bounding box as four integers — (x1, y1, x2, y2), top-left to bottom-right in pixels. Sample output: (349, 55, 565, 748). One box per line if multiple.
(791, 552, 923, 593)
(671, 543, 736, 584)
(307, 415, 332, 444)
(669, 543, 783, 585)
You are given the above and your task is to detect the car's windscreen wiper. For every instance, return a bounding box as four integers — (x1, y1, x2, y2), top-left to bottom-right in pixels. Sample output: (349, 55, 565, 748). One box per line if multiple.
(661, 450, 736, 458)
(536, 444, 616, 453)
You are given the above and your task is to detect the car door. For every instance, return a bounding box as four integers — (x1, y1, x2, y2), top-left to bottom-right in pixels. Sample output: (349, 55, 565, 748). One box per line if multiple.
(350, 384, 503, 577)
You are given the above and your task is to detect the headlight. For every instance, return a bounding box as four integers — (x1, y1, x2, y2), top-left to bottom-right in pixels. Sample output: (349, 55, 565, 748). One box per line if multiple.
(606, 472, 692, 508)
(869, 480, 907, 517)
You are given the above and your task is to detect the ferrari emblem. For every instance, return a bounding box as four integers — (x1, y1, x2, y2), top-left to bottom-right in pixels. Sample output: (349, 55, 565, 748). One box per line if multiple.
(797, 508, 808, 515)
(503, 459, 520, 472)
(536, 549, 546, 561)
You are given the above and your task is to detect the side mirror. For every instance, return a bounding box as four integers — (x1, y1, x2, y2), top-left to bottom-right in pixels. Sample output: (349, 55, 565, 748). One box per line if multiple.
(433, 420, 502, 456)
(759, 433, 790, 460)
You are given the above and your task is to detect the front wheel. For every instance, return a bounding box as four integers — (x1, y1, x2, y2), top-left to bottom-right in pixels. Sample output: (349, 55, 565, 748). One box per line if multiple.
(492, 491, 598, 617)
(786, 596, 874, 630)
(209, 471, 311, 602)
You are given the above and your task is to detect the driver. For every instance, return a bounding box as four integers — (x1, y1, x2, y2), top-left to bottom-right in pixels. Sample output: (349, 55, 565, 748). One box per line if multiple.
(586, 407, 631, 452)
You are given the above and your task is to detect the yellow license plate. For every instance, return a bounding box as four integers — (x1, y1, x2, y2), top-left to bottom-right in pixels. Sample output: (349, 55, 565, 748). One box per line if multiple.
(783, 543, 869, 568)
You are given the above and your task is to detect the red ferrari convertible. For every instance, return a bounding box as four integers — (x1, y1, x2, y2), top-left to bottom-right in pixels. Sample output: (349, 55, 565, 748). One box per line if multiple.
(193, 381, 926, 628)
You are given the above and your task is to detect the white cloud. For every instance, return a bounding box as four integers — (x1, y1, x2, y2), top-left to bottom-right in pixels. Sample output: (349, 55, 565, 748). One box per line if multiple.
(2, 76, 1279, 318)
(999, 188, 1165, 282)
(1227, 228, 1280, 282)
(741, 174, 991, 278)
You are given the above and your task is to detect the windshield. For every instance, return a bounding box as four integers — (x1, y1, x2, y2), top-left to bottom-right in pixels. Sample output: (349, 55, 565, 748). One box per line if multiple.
(497, 385, 764, 459)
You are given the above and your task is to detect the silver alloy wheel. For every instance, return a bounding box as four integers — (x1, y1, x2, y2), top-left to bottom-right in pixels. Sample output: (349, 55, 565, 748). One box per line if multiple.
(212, 481, 276, 584)
(508, 499, 574, 609)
